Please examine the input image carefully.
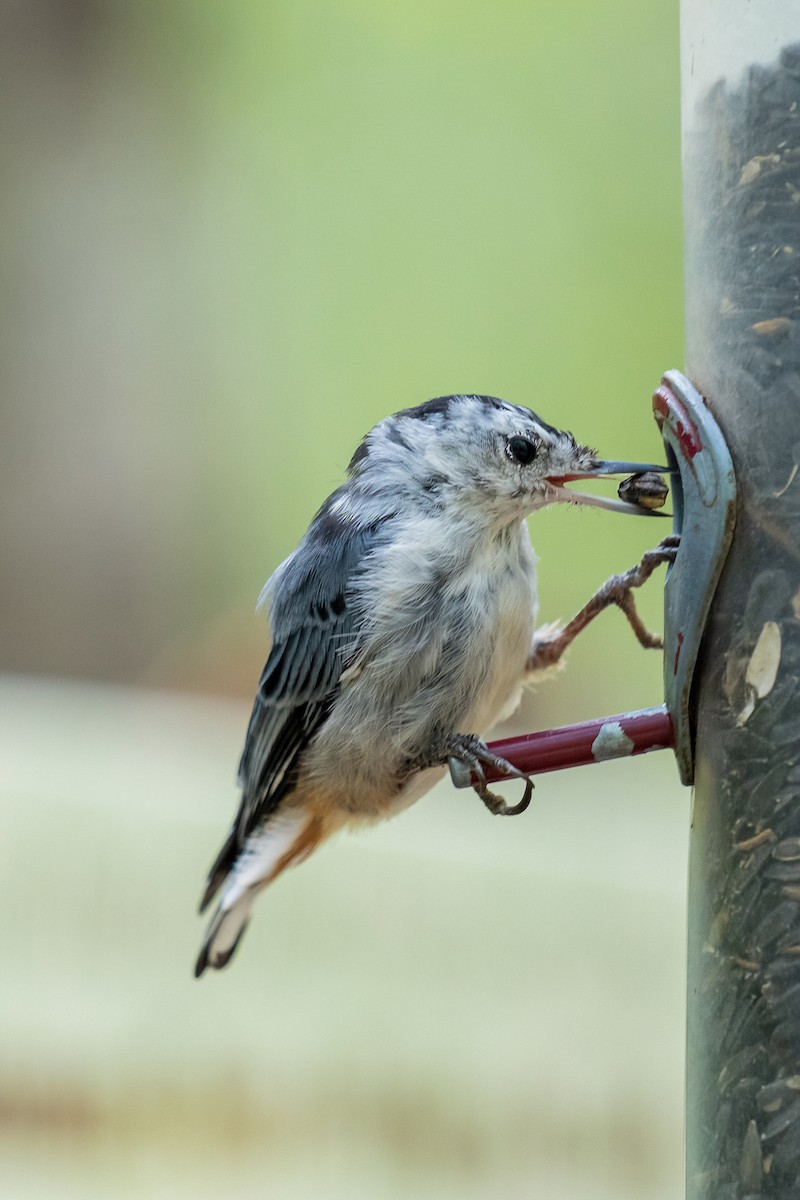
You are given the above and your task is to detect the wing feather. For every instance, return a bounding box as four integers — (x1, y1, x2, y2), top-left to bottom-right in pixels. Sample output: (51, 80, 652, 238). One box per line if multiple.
(200, 496, 389, 909)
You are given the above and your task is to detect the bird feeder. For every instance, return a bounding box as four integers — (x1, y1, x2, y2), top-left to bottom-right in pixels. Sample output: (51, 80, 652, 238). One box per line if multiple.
(681, 10, 800, 1199)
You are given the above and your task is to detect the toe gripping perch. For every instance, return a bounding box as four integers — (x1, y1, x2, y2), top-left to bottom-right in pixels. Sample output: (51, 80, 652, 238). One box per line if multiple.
(448, 370, 737, 799)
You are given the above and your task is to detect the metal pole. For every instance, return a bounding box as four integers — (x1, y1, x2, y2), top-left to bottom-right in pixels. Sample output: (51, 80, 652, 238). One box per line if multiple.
(681, 10, 800, 1198)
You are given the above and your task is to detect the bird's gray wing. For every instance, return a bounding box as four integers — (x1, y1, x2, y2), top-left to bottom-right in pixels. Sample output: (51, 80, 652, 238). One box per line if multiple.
(199, 499, 389, 911)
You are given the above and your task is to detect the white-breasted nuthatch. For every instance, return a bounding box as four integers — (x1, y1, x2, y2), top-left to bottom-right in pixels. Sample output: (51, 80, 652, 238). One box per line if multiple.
(195, 393, 673, 975)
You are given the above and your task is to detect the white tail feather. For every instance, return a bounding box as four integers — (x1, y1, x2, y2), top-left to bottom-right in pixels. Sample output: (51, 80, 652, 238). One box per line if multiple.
(201, 895, 254, 966)
(226, 809, 310, 899)
(195, 808, 311, 975)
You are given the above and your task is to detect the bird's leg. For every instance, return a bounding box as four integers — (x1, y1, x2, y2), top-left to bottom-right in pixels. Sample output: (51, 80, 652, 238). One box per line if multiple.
(409, 733, 534, 817)
(527, 535, 679, 672)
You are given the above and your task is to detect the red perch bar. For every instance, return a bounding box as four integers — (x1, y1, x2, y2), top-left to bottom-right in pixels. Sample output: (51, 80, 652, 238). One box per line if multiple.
(474, 704, 675, 785)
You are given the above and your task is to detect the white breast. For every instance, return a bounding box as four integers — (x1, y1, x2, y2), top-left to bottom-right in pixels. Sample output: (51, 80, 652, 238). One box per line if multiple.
(456, 525, 537, 735)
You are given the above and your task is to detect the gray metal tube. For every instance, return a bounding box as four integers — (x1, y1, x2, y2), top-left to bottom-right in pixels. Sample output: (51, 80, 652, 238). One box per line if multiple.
(681, 8, 800, 1198)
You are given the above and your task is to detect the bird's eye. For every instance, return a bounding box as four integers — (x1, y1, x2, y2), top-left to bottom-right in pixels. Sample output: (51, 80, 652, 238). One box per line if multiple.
(506, 436, 537, 466)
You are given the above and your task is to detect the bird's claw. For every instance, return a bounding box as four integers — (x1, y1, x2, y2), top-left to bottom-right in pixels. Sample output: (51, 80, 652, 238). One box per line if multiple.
(446, 735, 534, 817)
(479, 777, 534, 817)
(640, 533, 680, 571)
(605, 535, 680, 651)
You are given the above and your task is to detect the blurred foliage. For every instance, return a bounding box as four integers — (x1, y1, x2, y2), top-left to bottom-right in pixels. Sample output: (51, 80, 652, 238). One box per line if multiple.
(1, 0, 681, 717)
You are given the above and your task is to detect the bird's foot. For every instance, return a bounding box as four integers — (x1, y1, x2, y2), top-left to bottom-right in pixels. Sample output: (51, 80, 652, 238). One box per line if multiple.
(413, 732, 534, 816)
(526, 535, 679, 670)
(595, 534, 680, 651)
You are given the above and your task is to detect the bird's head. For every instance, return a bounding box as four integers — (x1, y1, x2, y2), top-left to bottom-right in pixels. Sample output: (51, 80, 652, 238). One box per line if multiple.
(348, 394, 667, 529)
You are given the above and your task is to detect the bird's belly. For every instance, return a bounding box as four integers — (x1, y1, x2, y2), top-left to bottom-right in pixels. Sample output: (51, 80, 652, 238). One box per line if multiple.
(306, 549, 536, 817)
(458, 574, 534, 732)
(459, 638, 528, 737)
(382, 590, 532, 817)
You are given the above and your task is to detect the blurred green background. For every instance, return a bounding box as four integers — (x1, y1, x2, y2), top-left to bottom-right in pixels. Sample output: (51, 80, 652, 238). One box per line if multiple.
(0, 1, 686, 1197)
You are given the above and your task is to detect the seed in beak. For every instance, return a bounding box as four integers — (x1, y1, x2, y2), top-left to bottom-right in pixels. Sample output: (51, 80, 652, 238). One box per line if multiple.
(617, 472, 670, 511)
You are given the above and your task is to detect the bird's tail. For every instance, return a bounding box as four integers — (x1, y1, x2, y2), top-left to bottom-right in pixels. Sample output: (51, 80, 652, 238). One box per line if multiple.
(194, 807, 323, 977)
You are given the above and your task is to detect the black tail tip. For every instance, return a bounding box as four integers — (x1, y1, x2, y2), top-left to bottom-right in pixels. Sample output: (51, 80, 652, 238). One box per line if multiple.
(193, 919, 251, 979)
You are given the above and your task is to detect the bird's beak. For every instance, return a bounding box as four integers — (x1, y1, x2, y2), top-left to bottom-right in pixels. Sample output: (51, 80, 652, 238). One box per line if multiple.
(546, 460, 672, 516)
